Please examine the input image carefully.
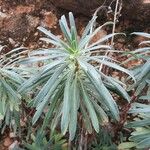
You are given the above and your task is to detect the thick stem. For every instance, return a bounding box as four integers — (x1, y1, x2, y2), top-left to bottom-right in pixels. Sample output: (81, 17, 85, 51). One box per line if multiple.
(78, 127, 84, 150)
(84, 132, 88, 150)
(68, 140, 72, 150)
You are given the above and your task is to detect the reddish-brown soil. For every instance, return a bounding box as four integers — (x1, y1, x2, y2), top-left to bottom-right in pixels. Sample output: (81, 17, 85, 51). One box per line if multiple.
(0, 0, 150, 149)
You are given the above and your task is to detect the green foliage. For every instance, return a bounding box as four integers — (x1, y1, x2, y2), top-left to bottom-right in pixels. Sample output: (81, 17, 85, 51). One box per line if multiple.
(24, 131, 67, 150)
(2, 12, 150, 150)
(131, 33, 150, 98)
(91, 127, 117, 150)
(127, 108, 150, 149)
(18, 12, 132, 140)
(119, 32, 150, 149)
(119, 104, 150, 149)
(0, 47, 26, 133)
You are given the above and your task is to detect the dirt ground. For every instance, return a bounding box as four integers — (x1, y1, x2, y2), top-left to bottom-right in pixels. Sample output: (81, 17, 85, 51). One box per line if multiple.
(0, 0, 150, 52)
(0, 0, 150, 149)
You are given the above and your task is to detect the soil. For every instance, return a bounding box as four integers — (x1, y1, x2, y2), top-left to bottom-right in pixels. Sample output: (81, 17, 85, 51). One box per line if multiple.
(0, 0, 150, 53)
(0, 0, 150, 149)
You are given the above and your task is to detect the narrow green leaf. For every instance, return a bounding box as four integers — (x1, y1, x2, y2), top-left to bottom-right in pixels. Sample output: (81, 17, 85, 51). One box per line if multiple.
(79, 60, 119, 120)
(80, 79, 99, 132)
(61, 70, 74, 135)
(69, 74, 80, 140)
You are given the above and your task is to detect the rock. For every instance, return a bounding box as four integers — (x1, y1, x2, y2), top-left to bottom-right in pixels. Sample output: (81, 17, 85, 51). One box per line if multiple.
(50, 0, 150, 30)
(0, 0, 58, 49)
(27, 15, 40, 31)
(0, 13, 40, 43)
(41, 11, 57, 29)
(8, 38, 16, 46)
(9, 132, 17, 138)
(13, 5, 35, 15)
(0, 12, 7, 18)
(0, 14, 28, 40)
(50, 0, 101, 16)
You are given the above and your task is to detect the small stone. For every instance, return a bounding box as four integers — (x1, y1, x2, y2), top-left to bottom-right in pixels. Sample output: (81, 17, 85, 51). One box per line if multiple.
(9, 132, 17, 138)
(27, 15, 40, 32)
(0, 12, 7, 18)
(34, 32, 38, 36)
(41, 11, 57, 28)
(8, 38, 16, 46)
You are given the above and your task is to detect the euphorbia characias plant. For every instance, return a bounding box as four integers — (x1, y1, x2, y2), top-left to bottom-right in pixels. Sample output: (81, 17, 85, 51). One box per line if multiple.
(19, 12, 134, 140)
(119, 32, 150, 150)
(0, 47, 26, 133)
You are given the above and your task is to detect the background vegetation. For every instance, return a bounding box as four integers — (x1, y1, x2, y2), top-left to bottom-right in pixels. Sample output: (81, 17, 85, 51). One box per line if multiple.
(0, 0, 150, 149)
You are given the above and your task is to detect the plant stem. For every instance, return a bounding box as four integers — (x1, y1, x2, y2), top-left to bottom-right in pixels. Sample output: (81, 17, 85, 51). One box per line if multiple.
(99, 0, 120, 72)
(78, 127, 84, 150)
(111, 0, 119, 46)
(84, 132, 88, 150)
(68, 139, 72, 150)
